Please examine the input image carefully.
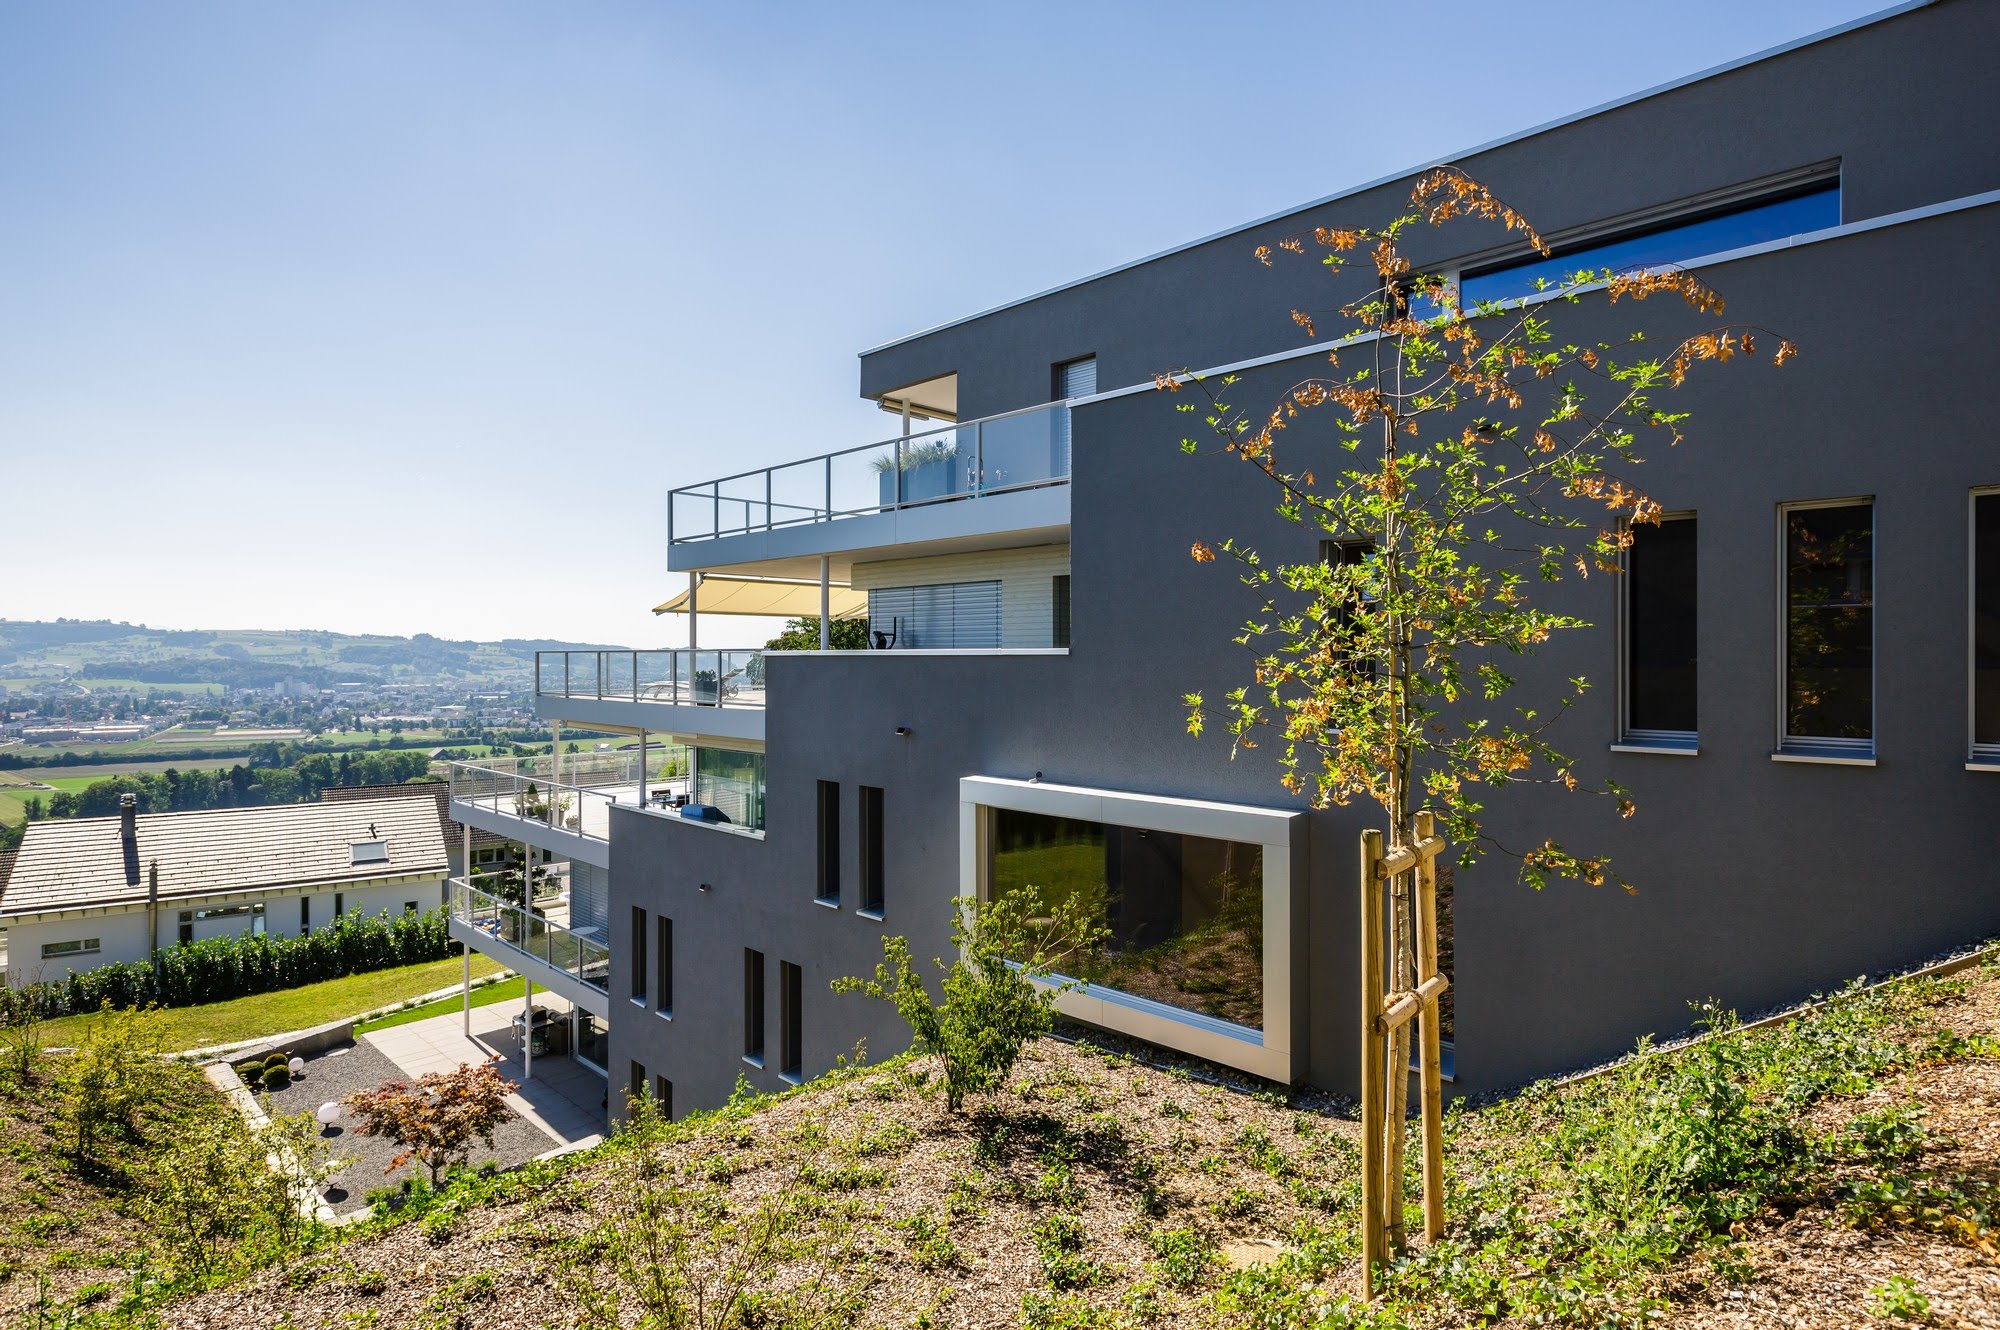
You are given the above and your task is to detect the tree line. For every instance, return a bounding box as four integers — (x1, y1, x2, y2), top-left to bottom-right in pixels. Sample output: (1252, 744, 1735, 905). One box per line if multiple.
(35, 749, 438, 821)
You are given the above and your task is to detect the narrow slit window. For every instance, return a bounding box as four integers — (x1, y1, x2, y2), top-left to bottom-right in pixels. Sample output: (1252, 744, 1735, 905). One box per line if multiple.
(1624, 516, 1699, 744)
(816, 780, 840, 904)
(654, 1075, 673, 1120)
(779, 961, 803, 1082)
(744, 948, 766, 1064)
(630, 906, 648, 1002)
(656, 915, 674, 1015)
(1053, 574, 1072, 648)
(1781, 501, 1874, 755)
(1974, 492, 2000, 761)
(859, 785, 885, 915)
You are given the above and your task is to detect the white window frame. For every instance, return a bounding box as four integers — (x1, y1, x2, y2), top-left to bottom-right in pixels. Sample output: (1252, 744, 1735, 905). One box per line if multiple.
(41, 938, 101, 960)
(1612, 511, 1700, 755)
(1774, 496, 1877, 766)
(1970, 486, 2000, 770)
(959, 776, 1305, 1083)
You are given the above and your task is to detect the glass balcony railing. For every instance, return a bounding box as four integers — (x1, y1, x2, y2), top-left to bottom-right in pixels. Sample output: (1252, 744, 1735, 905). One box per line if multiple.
(447, 751, 692, 837)
(449, 878, 610, 992)
(668, 400, 1071, 543)
(534, 649, 767, 709)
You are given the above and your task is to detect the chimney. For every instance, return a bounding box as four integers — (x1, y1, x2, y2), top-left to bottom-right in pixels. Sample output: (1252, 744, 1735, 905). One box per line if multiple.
(119, 793, 140, 888)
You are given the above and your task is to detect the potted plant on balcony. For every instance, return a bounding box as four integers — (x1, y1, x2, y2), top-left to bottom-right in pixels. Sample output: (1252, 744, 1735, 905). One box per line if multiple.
(692, 667, 720, 705)
(873, 439, 962, 507)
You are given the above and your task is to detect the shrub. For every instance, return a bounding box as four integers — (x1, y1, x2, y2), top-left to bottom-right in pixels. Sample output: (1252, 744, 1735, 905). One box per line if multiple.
(53, 1004, 171, 1160)
(261, 1066, 291, 1090)
(834, 887, 1105, 1112)
(343, 1059, 517, 1185)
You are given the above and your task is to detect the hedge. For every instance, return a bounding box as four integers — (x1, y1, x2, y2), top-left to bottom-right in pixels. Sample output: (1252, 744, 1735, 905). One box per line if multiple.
(2, 907, 456, 1022)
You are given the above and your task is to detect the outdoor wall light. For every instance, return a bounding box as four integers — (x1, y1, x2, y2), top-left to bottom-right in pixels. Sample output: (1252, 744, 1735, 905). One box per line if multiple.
(894, 726, 911, 736)
(698, 882, 712, 893)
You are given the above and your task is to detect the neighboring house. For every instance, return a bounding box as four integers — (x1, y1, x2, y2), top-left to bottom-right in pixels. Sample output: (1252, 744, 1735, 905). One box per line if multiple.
(320, 780, 515, 878)
(0, 794, 448, 986)
(444, 0, 2000, 1121)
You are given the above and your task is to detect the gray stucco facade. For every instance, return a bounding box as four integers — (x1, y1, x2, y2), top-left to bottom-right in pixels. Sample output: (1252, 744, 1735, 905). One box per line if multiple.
(598, 0, 2000, 1115)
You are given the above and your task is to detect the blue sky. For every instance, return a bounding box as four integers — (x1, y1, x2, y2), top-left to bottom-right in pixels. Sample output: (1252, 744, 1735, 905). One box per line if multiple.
(0, 1, 1884, 647)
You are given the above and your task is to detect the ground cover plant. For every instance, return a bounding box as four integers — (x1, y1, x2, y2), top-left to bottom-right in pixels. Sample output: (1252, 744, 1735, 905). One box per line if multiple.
(139, 953, 2000, 1330)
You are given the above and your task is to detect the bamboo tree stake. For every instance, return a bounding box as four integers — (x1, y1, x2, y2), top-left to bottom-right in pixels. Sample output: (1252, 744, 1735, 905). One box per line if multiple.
(1358, 827, 1387, 1296)
(1414, 809, 1446, 1241)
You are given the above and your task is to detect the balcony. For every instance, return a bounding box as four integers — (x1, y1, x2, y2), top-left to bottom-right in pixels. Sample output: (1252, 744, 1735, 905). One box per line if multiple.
(665, 402, 1072, 575)
(447, 752, 688, 866)
(448, 878, 610, 1016)
(531, 649, 768, 741)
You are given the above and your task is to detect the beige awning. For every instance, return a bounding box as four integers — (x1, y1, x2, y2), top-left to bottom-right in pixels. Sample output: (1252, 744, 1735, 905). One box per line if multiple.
(653, 576, 869, 619)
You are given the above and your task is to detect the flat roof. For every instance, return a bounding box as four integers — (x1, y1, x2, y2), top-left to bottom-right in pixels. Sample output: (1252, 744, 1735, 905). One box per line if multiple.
(859, 0, 1930, 358)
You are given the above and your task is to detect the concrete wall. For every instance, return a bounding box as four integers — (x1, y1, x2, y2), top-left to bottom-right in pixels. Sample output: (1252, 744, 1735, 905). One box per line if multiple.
(609, 0, 2000, 1115)
(852, 543, 1071, 648)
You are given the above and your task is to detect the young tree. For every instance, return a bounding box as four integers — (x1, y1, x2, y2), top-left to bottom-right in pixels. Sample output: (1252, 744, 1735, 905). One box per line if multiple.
(55, 1004, 170, 1161)
(1173, 167, 1791, 890)
(343, 1058, 518, 1185)
(836, 887, 1105, 1112)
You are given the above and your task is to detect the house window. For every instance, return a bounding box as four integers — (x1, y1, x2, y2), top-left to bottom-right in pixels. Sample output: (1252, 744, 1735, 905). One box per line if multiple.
(178, 901, 266, 944)
(1623, 515, 1699, 746)
(815, 781, 840, 905)
(693, 747, 766, 831)
(859, 785, 885, 916)
(629, 1060, 646, 1110)
(40, 938, 100, 960)
(654, 1075, 673, 1119)
(867, 581, 1001, 650)
(1052, 357, 1095, 478)
(334, 892, 345, 920)
(1780, 500, 1874, 759)
(402, 901, 417, 915)
(630, 906, 648, 1003)
(779, 961, 803, 1083)
(350, 840, 390, 866)
(1319, 539, 1378, 678)
(1974, 491, 2000, 763)
(1463, 182, 1839, 308)
(989, 807, 1265, 1031)
(743, 949, 766, 1065)
(656, 915, 674, 1015)
(1052, 575, 1072, 648)
(300, 896, 311, 935)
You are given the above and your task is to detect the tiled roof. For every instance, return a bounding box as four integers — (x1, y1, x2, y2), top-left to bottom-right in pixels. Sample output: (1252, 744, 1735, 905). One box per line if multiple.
(0, 796, 448, 919)
(321, 780, 506, 850)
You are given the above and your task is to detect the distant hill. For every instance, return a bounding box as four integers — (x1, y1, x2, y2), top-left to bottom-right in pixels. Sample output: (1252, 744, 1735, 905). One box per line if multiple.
(0, 620, 618, 692)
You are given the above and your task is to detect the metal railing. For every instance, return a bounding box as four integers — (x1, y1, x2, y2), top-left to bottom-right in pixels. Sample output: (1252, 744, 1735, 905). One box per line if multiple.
(449, 878, 609, 992)
(533, 649, 767, 708)
(668, 400, 1071, 543)
(447, 752, 692, 841)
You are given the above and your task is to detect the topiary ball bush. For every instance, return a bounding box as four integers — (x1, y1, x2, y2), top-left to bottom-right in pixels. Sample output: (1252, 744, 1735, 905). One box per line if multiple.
(262, 1066, 292, 1089)
(264, 1052, 290, 1071)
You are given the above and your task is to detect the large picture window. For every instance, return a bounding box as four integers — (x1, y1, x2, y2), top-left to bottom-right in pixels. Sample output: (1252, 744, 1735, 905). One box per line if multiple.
(693, 747, 765, 831)
(989, 808, 1264, 1031)
(1781, 500, 1874, 756)
(1623, 515, 1698, 744)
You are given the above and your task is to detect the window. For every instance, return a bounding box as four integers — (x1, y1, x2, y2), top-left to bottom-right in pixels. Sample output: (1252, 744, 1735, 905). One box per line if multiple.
(300, 896, 311, 935)
(656, 915, 674, 1014)
(989, 808, 1265, 1031)
(1052, 574, 1071, 648)
(654, 1075, 673, 1119)
(1780, 500, 1874, 759)
(179, 918, 193, 945)
(178, 902, 266, 944)
(402, 901, 417, 915)
(349, 840, 390, 865)
(859, 785, 885, 916)
(630, 906, 649, 1003)
(334, 892, 345, 919)
(868, 581, 1001, 650)
(629, 1061, 646, 1109)
(743, 949, 766, 1065)
(1464, 183, 1839, 308)
(693, 747, 766, 831)
(1052, 356, 1095, 476)
(1622, 515, 1699, 746)
(1974, 491, 2000, 763)
(41, 938, 99, 960)
(1319, 539, 1378, 678)
(816, 781, 840, 904)
(779, 961, 803, 1083)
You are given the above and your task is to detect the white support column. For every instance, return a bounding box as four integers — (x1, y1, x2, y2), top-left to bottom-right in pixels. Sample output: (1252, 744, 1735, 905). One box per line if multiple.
(638, 728, 649, 807)
(461, 822, 471, 881)
(462, 949, 471, 1037)
(688, 572, 701, 652)
(819, 556, 830, 650)
(523, 975, 534, 1081)
(551, 720, 562, 789)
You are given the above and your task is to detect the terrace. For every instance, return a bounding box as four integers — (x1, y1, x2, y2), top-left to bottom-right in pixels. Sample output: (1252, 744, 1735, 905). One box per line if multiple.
(447, 751, 689, 865)
(531, 649, 769, 741)
(665, 400, 1072, 575)
(446, 876, 611, 1014)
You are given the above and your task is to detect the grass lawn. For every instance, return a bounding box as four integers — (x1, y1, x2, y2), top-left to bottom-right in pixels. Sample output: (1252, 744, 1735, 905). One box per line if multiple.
(353, 974, 528, 1034)
(34, 953, 506, 1051)
(0, 789, 31, 826)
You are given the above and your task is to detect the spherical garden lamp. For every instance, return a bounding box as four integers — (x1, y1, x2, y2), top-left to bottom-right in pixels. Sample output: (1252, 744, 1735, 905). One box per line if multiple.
(289, 1056, 306, 1076)
(316, 1101, 340, 1126)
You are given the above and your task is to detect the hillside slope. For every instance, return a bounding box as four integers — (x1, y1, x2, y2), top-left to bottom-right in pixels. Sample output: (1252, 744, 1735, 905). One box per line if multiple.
(150, 959, 2000, 1330)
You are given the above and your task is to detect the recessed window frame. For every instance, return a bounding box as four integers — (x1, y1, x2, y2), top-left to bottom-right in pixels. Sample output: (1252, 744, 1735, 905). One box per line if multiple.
(1613, 511, 1700, 755)
(655, 914, 674, 1016)
(743, 948, 766, 1067)
(41, 938, 100, 960)
(959, 776, 1304, 1083)
(778, 960, 803, 1084)
(814, 780, 840, 906)
(1775, 496, 1877, 766)
(1971, 487, 2000, 770)
(858, 785, 885, 917)
(629, 905, 648, 1005)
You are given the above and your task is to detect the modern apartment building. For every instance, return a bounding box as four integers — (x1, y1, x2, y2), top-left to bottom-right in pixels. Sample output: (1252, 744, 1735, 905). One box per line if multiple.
(443, 0, 2000, 1118)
